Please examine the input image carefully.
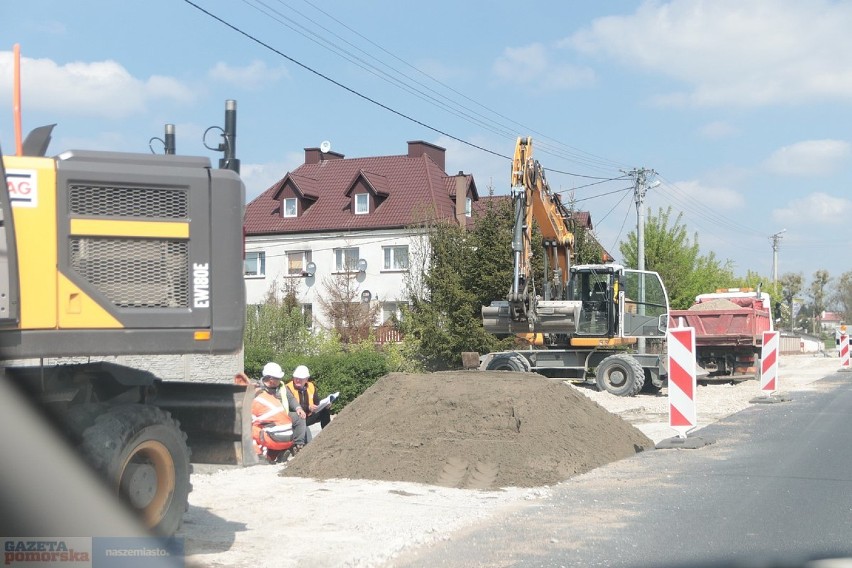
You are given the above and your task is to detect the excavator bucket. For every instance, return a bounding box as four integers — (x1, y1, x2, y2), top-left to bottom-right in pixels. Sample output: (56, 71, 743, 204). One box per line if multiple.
(153, 381, 255, 466)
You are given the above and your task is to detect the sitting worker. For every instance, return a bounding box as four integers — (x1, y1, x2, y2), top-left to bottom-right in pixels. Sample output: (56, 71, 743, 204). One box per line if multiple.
(286, 365, 332, 440)
(240, 362, 308, 462)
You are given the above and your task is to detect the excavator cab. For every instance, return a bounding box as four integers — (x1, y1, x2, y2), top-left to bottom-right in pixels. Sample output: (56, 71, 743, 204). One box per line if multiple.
(572, 270, 613, 336)
(569, 264, 669, 339)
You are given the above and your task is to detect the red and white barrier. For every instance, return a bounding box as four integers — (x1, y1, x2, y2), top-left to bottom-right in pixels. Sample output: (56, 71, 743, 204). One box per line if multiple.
(840, 334, 849, 367)
(667, 326, 697, 438)
(760, 331, 779, 394)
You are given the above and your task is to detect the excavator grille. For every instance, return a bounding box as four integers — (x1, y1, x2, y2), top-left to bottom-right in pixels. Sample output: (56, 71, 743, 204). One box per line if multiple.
(69, 238, 190, 308)
(68, 184, 188, 219)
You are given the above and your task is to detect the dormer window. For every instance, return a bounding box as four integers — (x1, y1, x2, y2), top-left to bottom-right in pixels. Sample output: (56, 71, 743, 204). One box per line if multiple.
(355, 193, 369, 215)
(283, 197, 298, 218)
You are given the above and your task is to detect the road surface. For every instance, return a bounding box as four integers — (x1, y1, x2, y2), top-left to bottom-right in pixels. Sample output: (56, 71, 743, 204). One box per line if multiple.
(389, 370, 852, 567)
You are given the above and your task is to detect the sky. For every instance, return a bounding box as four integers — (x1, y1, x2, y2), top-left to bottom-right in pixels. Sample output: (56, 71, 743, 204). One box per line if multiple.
(2, 0, 851, 286)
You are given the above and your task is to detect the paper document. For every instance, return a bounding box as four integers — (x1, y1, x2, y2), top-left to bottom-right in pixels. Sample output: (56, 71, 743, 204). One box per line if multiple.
(313, 392, 339, 413)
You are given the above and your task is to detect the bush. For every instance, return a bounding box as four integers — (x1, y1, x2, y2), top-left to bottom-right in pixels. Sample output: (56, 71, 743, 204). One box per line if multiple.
(259, 347, 390, 411)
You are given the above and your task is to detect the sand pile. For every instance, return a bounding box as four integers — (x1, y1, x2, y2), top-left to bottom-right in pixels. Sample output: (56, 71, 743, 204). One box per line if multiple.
(688, 298, 743, 311)
(279, 371, 653, 488)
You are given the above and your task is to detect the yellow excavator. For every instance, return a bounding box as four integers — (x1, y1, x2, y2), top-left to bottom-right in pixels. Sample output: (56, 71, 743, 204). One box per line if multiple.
(481, 137, 670, 396)
(0, 106, 252, 535)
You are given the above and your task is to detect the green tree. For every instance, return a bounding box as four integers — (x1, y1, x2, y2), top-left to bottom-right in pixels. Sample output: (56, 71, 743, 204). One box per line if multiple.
(808, 269, 831, 334)
(467, 194, 514, 308)
(243, 281, 320, 362)
(779, 272, 804, 332)
(401, 219, 505, 370)
(619, 206, 734, 309)
(835, 271, 852, 322)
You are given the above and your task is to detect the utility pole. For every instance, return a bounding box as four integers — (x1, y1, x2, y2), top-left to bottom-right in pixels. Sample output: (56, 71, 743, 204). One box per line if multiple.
(623, 167, 659, 353)
(770, 229, 786, 284)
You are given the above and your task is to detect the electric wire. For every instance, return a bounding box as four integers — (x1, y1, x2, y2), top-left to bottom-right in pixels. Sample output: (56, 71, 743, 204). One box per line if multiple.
(609, 197, 634, 257)
(241, 0, 526, 146)
(186, 0, 626, 178)
(183, 0, 510, 161)
(295, 0, 628, 173)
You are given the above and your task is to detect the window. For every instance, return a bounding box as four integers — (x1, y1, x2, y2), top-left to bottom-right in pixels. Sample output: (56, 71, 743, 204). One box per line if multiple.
(334, 247, 360, 272)
(283, 198, 297, 218)
(383, 245, 409, 270)
(465, 197, 472, 217)
(382, 302, 405, 324)
(286, 250, 312, 276)
(244, 251, 265, 277)
(354, 193, 369, 215)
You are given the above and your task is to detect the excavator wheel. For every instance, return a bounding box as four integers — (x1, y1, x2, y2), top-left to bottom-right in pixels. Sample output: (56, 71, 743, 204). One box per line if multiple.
(484, 353, 529, 372)
(81, 404, 190, 536)
(595, 354, 645, 397)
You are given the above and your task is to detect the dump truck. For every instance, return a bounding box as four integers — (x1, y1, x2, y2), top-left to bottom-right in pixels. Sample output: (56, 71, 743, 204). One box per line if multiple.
(479, 137, 670, 396)
(0, 106, 252, 535)
(669, 288, 773, 379)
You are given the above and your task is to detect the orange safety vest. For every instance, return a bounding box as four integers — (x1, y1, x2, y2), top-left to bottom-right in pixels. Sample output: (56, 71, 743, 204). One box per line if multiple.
(251, 389, 293, 452)
(285, 381, 317, 413)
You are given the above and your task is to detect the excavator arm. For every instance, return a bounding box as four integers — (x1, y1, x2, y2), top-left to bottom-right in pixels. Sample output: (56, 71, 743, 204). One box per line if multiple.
(509, 137, 575, 316)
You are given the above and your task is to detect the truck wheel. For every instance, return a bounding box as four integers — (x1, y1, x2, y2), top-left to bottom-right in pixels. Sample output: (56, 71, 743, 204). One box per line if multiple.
(485, 353, 528, 372)
(595, 354, 645, 396)
(81, 404, 190, 536)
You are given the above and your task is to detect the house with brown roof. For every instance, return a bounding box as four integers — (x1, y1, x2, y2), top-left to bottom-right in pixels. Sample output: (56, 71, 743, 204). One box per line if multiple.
(243, 141, 478, 331)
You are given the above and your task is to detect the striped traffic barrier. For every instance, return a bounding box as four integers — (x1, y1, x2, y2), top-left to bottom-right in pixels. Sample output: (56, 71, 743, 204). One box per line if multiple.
(840, 334, 849, 368)
(760, 330, 779, 394)
(657, 325, 714, 449)
(667, 326, 697, 439)
(750, 330, 790, 404)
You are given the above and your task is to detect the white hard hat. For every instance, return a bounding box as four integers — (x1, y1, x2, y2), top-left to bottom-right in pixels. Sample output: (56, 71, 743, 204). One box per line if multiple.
(262, 362, 285, 379)
(292, 365, 311, 380)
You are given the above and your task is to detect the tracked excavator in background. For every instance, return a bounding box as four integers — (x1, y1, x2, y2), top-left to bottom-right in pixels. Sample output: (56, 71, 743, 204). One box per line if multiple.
(480, 137, 671, 396)
(0, 100, 253, 535)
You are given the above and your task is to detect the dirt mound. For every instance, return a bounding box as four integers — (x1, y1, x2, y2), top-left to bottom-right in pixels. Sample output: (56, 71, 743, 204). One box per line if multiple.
(689, 298, 742, 311)
(279, 371, 653, 488)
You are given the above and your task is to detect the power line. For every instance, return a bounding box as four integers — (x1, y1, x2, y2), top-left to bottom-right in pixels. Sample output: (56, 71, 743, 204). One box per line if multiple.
(182, 0, 510, 161)
(184, 0, 626, 179)
(295, 0, 627, 173)
(571, 186, 634, 203)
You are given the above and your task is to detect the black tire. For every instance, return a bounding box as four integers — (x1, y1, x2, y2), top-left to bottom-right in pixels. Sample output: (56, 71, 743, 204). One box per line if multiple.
(641, 370, 664, 394)
(80, 404, 190, 536)
(595, 354, 645, 396)
(485, 353, 528, 372)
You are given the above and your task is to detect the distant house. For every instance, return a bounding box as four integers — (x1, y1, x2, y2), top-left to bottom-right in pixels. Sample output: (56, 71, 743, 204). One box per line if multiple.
(821, 310, 844, 333)
(243, 141, 477, 332)
(243, 141, 613, 337)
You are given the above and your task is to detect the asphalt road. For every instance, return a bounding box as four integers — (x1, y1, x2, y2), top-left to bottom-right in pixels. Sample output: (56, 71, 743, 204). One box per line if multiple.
(389, 371, 852, 568)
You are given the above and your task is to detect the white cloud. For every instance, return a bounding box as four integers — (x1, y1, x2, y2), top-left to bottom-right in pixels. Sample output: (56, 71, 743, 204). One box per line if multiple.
(435, 135, 509, 194)
(208, 60, 288, 90)
(660, 179, 745, 210)
(773, 192, 852, 225)
(241, 152, 303, 202)
(563, 0, 852, 107)
(763, 140, 852, 176)
(0, 52, 194, 118)
(414, 58, 463, 83)
(698, 121, 738, 140)
(492, 43, 596, 91)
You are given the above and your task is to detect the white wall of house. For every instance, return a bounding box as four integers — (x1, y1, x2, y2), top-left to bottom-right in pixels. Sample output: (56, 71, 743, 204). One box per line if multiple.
(245, 228, 427, 331)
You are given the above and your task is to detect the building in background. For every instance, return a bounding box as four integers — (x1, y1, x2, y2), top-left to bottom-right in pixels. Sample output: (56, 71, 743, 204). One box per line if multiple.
(243, 141, 478, 336)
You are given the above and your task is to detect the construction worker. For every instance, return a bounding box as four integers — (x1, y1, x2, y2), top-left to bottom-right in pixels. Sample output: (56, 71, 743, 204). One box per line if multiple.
(241, 362, 308, 462)
(286, 364, 332, 440)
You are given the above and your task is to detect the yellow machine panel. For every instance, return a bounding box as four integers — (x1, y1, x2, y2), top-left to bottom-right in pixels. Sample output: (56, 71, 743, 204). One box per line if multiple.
(3, 155, 58, 330)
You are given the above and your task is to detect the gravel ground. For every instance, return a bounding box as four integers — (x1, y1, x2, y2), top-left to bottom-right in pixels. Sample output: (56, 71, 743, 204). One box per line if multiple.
(182, 353, 842, 568)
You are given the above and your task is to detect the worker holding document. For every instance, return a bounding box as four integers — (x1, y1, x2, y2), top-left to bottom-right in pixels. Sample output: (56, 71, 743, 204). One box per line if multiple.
(286, 365, 337, 441)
